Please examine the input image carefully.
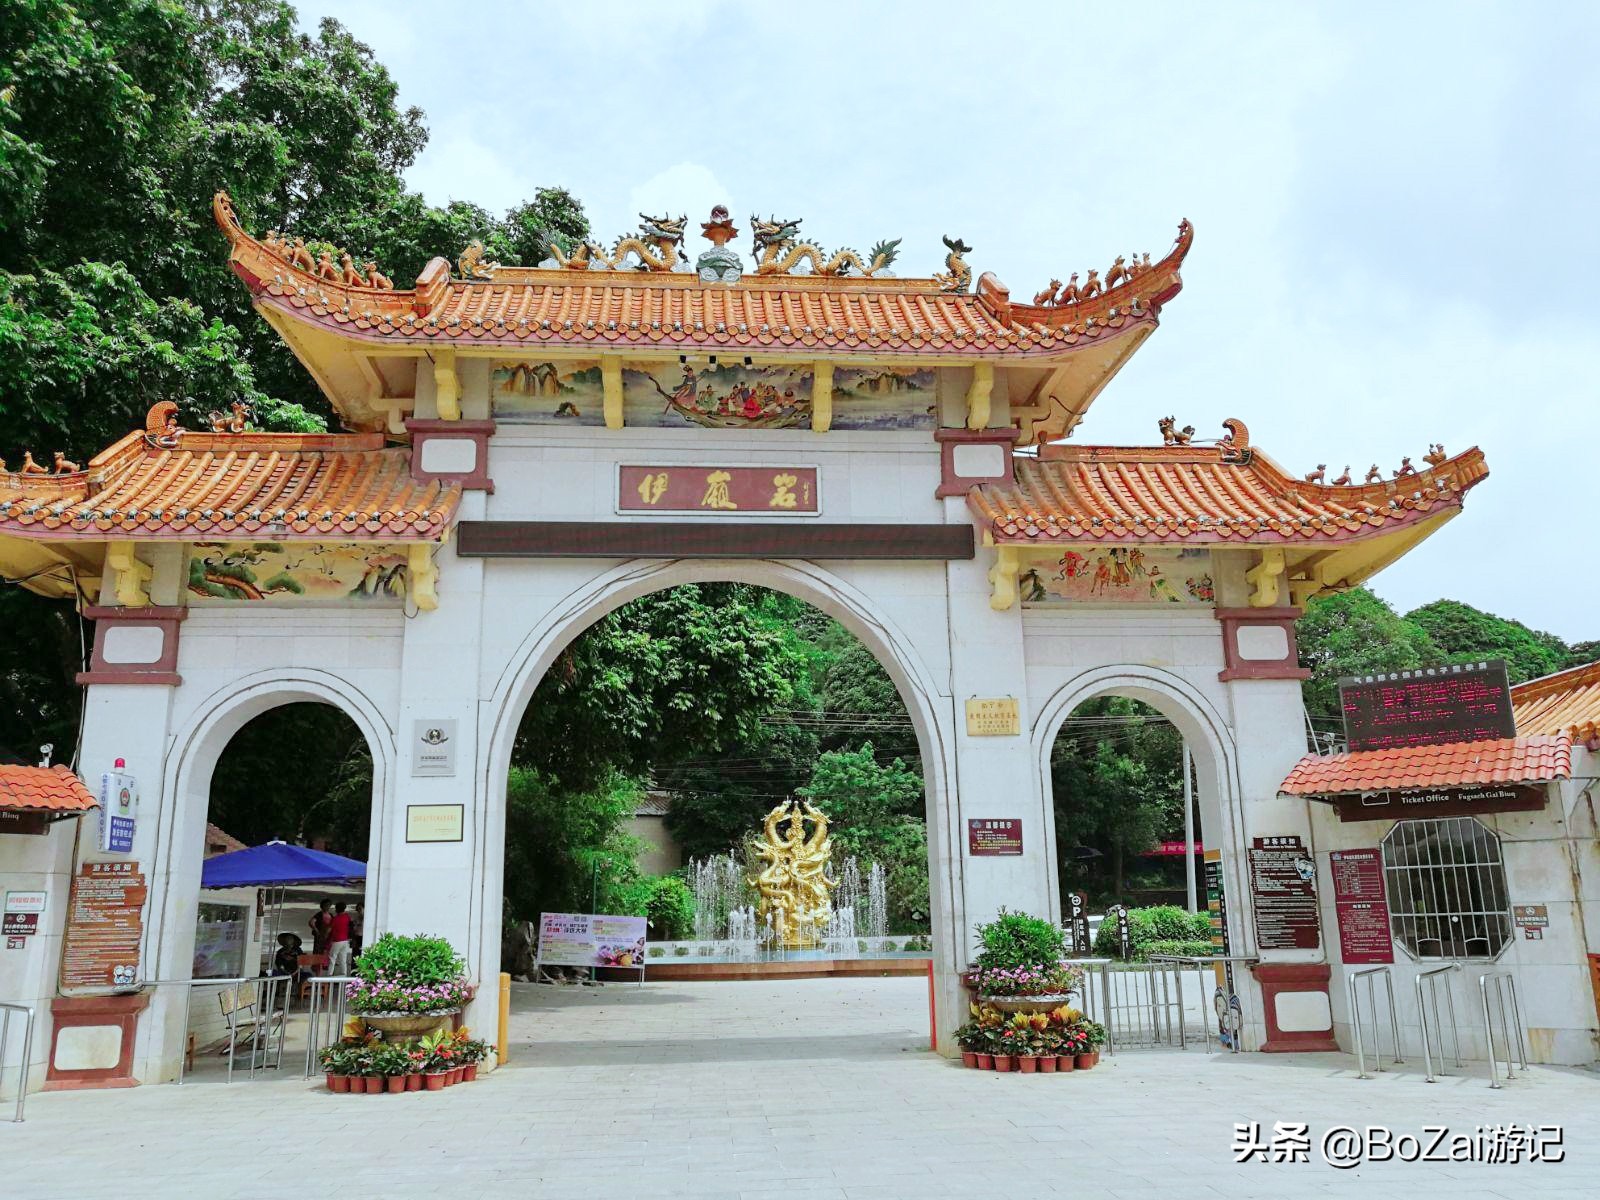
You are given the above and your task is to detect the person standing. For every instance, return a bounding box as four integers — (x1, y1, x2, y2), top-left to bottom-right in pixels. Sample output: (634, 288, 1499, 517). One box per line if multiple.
(309, 898, 333, 958)
(351, 902, 365, 958)
(326, 901, 353, 976)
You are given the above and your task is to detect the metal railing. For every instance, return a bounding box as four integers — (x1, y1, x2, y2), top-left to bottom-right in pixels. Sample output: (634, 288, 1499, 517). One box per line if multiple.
(1063, 958, 1114, 1056)
(1, 1002, 34, 1123)
(303, 975, 356, 1078)
(1347, 965, 1403, 1079)
(1146, 954, 1260, 1053)
(142, 974, 291, 1084)
(1415, 963, 1462, 1083)
(1479, 971, 1528, 1089)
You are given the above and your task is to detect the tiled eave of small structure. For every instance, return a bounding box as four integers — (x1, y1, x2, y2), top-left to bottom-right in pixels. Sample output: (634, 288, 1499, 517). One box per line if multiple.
(1280, 735, 1572, 796)
(0, 763, 98, 813)
(1511, 660, 1600, 744)
(214, 192, 1191, 361)
(971, 439, 1489, 546)
(0, 428, 458, 542)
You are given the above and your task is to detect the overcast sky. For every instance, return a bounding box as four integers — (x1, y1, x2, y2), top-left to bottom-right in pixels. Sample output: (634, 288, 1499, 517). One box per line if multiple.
(300, 1, 1597, 640)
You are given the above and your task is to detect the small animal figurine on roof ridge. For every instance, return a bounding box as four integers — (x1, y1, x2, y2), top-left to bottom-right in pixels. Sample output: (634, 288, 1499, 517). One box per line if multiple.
(933, 235, 972, 293)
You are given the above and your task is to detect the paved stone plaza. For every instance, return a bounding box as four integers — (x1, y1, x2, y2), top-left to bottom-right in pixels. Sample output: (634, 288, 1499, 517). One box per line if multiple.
(7, 977, 1598, 1198)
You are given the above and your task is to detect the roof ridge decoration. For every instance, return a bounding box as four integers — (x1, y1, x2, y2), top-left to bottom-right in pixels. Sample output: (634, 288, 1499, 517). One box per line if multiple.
(750, 214, 902, 280)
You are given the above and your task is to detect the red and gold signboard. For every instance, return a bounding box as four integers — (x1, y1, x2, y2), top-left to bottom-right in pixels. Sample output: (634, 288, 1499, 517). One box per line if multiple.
(60, 861, 146, 989)
(1247, 835, 1321, 951)
(967, 818, 1023, 856)
(1329, 848, 1392, 964)
(618, 465, 819, 516)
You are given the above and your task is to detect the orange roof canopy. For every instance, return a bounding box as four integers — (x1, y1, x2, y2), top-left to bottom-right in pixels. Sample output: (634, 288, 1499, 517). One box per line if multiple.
(0, 764, 98, 813)
(1280, 735, 1571, 796)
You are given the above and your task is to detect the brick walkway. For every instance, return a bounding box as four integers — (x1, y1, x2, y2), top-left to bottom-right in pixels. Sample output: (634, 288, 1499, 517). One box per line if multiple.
(7, 977, 1598, 1198)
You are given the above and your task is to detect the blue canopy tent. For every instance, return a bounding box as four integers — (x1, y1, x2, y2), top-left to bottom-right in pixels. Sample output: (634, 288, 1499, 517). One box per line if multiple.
(201, 840, 366, 889)
(201, 840, 365, 974)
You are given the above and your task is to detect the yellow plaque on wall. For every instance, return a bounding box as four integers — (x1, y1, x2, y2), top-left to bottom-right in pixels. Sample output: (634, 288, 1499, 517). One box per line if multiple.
(405, 804, 464, 843)
(965, 698, 1021, 737)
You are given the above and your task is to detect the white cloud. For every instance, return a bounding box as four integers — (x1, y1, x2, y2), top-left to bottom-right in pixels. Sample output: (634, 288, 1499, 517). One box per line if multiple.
(297, 0, 1600, 639)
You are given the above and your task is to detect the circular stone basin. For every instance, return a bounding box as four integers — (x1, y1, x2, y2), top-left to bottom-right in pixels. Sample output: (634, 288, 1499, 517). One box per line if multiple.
(357, 1008, 461, 1039)
(976, 993, 1077, 1014)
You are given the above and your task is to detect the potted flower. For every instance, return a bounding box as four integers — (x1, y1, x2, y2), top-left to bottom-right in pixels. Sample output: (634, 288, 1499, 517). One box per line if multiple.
(346, 934, 476, 1042)
(953, 1011, 986, 1069)
(969, 910, 1085, 1016)
(457, 1036, 492, 1082)
(405, 1046, 428, 1090)
(318, 1043, 352, 1092)
(1078, 1020, 1106, 1068)
(418, 1028, 460, 1086)
(375, 1043, 412, 1093)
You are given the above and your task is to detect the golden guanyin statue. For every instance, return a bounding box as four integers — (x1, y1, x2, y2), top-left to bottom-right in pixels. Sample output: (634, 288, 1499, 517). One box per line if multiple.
(752, 799, 838, 950)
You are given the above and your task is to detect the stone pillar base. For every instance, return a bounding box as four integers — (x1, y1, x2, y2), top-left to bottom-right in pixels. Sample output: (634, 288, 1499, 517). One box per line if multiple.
(1250, 962, 1338, 1052)
(44, 993, 149, 1090)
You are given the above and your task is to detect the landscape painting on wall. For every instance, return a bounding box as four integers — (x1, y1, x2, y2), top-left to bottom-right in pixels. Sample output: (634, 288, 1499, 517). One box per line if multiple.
(1021, 548, 1213, 605)
(492, 360, 935, 430)
(187, 542, 408, 603)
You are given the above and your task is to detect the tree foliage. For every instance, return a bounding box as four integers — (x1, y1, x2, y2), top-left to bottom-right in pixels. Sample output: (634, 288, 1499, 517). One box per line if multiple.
(1405, 598, 1571, 683)
(1296, 588, 1443, 719)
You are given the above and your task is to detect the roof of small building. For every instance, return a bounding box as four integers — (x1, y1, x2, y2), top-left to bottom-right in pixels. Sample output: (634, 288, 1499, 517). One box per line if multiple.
(214, 191, 1191, 361)
(971, 434, 1489, 547)
(0, 418, 458, 543)
(205, 823, 248, 856)
(0, 763, 98, 813)
(633, 792, 672, 818)
(1511, 660, 1600, 743)
(1280, 734, 1571, 796)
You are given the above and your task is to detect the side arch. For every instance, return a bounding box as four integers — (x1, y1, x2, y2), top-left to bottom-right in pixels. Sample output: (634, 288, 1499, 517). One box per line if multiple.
(146, 667, 398, 983)
(1028, 663, 1251, 949)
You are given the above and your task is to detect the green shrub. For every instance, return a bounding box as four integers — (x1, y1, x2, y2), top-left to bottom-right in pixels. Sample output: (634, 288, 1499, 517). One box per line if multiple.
(353, 934, 466, 986)
(1144, 938, 1216, 960)
(644, 875, 695, 940)
(672, 945, 689, 957)
(647, 946, 665, 959)
(1092, 906, 1214, 961)
(973, 909, 1066, 971)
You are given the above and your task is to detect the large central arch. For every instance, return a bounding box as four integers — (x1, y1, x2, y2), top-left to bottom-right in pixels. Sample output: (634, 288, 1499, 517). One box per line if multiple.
(469, 557, 960, 1013)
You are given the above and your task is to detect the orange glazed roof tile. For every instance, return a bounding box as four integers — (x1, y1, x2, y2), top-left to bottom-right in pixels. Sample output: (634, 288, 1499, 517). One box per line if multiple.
(1511, 660, 1600, 743)
(1280, 735, 1571, 796)
(970, 436, 1488, 546)
(214, 192, 1192, 360)
(0, 427, 457, 542)
(0, 763, 98, 813)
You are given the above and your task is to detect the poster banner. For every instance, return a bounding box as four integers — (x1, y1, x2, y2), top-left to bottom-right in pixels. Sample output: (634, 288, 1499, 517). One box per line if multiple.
(536, 912, 648, 970)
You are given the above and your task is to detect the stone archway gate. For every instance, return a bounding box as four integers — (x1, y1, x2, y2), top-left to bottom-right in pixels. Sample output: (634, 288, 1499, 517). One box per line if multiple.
(0, 194, 1488, 1091)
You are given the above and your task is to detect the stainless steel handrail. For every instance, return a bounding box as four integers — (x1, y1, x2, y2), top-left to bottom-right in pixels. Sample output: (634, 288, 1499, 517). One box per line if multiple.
(1147, 954, 1260, 1053)
(303, 975, 357, 1078)
(1416, 963, 1462, 1083)
(141, 974, 290, 1083)
(1062, 959, 1113, 1057)
(1479, 970, 1529, 1089)
(1347, 965, 1403, 1079)
(0, 1002, 35, 1123)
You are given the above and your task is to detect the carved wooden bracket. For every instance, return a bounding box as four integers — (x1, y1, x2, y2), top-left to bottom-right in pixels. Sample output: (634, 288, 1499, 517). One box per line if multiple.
(965, 362, 994, 431)
(106, 541, 151, 607)
(432, 347, 460, 421)
(408, 543, 439, 611)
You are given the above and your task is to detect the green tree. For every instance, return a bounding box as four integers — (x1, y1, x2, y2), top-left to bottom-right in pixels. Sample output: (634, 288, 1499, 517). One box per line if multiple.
(1050, 697, 1185, 904)
(513, 584, 813, 790)
(1295, 588, 1442, 720)
(1405, 599, 1569, 684)
(501, 767, 646, 924)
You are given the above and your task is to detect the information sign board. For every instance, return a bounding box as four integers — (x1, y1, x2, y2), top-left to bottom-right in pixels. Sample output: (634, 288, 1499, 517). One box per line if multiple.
(1330, 848, 1393, 964)
(1248, 835, 1321, 951)
(967, 819, 1023, 855)
(1338, 661, 1514, 751)
(536, 912, 648, 970)
(61, 861, 146, 988)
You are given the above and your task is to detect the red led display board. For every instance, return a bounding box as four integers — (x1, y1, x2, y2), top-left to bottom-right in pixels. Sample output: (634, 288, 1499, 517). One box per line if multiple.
(1338, 660, 1515, 752)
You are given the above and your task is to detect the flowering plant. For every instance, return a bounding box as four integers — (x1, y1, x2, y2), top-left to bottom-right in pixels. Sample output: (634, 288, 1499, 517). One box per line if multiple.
(417, 1028, 461, 1073)
(346, 974, 475, 1014)
(969, 962, 1083, 997)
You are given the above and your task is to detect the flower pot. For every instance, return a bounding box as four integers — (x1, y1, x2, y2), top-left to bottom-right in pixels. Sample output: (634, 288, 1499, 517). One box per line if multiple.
(424, 1072, 446, 1091)
(357, 1009, 460, 1041)
(1075, 1052, 1095, 1071)
(1055, 1055, 1075, 1072)
(1038, 1055, 1057, 1073)
(1091, 1050, 1101, 1066)
(363, 1076, 383, 1094)
(447, 1066, 464, 1086)
(386, 1075, 406, 1093)
(1017, 1055, 1038, 1073)
(463, 1063, 478, 1082)
(327, 1074, 348, 1093)
(960, 1051, 977, 1069)
(974, 1053, 993, 1070)
(991, 1055, 1014, 1072)
(405, 1073, 423, 1091)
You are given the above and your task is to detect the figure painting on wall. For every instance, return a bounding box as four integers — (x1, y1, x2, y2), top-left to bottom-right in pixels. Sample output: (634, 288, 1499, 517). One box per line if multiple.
(1022, 548, 1212, 605)
(187, 543, 409, 602)
(492, 360, 935, 430)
